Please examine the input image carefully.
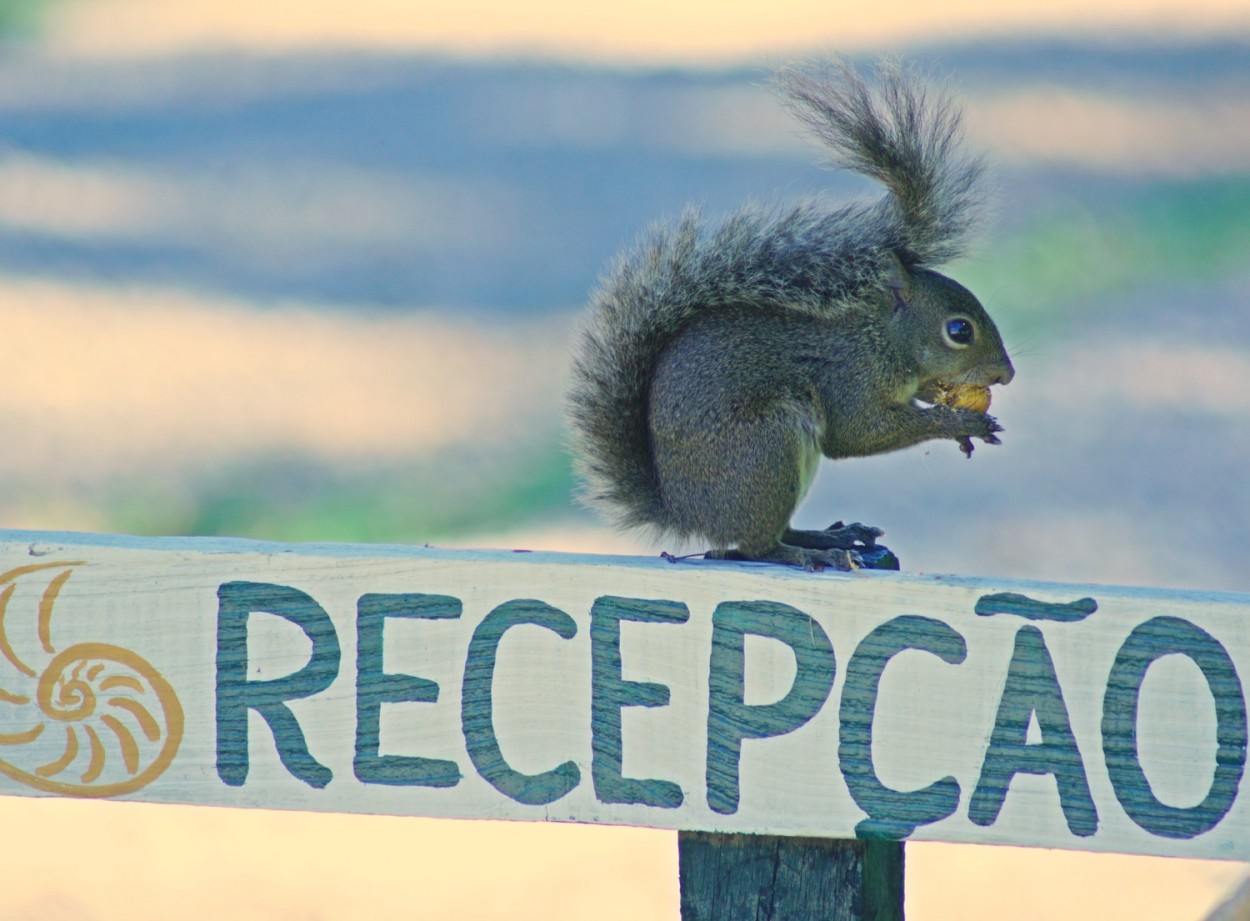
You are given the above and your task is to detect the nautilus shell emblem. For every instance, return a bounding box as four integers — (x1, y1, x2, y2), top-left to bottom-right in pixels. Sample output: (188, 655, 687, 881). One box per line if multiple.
(0, 560, 184, 797)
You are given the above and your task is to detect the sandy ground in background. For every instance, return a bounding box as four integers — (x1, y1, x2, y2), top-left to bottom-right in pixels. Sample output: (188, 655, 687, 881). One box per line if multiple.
(0, 796, 1244, 921)
(0, 277, 569, 483)
(44, 0, 1250, 62)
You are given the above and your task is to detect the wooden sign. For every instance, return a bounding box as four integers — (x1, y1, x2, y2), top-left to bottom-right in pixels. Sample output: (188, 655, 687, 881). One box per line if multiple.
(0, 529, 1245, 861)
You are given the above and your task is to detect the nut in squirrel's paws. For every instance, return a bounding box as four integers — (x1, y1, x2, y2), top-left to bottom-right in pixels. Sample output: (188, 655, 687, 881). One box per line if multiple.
(933, 382, 992, 413)
(933, 382, 1000, 458)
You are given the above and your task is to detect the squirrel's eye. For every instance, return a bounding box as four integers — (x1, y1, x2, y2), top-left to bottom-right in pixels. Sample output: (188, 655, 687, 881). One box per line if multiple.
(944, 317, 975, 347)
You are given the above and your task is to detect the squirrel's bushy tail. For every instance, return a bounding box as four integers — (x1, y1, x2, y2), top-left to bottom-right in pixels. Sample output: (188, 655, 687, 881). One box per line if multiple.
(770, 58, 985, 266)
(775, 57, 985, 267)
(568, 59, 986, 537)
(567, 212, 706, 536)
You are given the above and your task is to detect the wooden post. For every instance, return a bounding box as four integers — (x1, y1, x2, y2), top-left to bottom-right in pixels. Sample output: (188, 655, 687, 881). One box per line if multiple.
(679, 834, 903, 921)
(679, 545, 905, 921)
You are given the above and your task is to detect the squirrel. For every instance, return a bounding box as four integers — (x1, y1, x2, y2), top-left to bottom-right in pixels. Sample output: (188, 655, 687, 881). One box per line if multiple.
(566, 58, 1015, 571)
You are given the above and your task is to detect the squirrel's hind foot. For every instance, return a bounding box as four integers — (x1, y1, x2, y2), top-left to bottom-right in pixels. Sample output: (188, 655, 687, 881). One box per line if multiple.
(708, 544, 861, 572)
(783, 522, 883, 551)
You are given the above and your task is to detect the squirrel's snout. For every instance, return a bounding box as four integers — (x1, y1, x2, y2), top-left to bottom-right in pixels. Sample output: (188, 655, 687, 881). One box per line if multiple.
(956, 358, 1014, 389)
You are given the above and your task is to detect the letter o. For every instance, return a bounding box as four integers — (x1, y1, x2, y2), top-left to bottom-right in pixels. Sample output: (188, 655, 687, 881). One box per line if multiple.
(1102, 616, 1247, 839)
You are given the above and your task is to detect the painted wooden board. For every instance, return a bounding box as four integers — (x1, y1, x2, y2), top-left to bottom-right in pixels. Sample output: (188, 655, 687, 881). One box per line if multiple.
(0, 529, 1245, 861)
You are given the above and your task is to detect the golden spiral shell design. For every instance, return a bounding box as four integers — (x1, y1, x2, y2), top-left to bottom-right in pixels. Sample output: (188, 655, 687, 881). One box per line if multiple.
(0, 561, 184, 797)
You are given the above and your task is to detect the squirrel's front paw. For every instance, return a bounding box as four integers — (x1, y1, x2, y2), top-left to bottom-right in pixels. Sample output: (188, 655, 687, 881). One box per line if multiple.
(951, 410, 1003, 458)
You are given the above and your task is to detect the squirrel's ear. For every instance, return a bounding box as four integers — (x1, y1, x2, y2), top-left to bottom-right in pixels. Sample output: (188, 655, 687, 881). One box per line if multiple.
(883, 252, 911, 316)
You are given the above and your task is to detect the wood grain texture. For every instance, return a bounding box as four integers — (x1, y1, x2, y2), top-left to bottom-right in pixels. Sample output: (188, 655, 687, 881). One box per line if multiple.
(678, 833, 903, 921)
(0, 529, 1244, 862)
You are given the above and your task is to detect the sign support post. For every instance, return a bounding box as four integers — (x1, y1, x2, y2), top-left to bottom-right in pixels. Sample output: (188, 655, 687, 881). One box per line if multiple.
(677, 549, 906, 921)
(678, 833, 903, 921)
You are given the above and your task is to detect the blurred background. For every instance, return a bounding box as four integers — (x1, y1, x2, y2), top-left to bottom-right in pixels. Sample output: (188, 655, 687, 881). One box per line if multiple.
(1, 0, 1248, 919)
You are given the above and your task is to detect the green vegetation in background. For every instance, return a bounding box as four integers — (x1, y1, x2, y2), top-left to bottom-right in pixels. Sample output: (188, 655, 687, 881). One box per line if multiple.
(0, 0, 55, 38)
(955, 176, 1250, 337)
(100, 443, 578, 545)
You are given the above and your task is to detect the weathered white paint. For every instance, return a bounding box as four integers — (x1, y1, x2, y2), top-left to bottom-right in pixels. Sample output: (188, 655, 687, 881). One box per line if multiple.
(0, 529, 1244, 861)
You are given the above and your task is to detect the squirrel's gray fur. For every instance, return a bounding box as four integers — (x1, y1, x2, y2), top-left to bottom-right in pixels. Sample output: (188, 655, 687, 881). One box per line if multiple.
(567, 58, 1013, 567)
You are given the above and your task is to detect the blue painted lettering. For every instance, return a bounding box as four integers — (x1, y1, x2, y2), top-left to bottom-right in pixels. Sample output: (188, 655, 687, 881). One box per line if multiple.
(462, 599, 581, 805)
(970, 626, 1097, 836)
(706, 600, 835, 815)
(355, 593, 463, 787)
(216, 581, 341, 789)
(839, 615, 967, 839)
(1103, 616, 1247, 838)
(590, 596, 689, 807)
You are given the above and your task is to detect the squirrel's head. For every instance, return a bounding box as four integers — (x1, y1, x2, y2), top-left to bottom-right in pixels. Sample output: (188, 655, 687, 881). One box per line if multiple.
(882, 255, 1014, 397)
